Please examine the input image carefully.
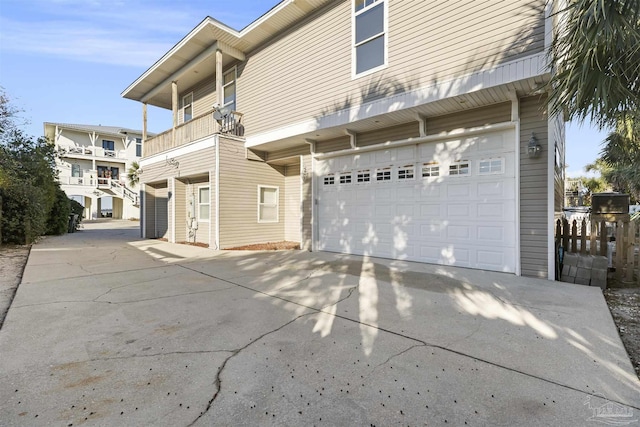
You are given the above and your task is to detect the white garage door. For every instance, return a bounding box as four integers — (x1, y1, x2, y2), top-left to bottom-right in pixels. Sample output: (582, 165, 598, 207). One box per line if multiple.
(316, 129, 516, 273)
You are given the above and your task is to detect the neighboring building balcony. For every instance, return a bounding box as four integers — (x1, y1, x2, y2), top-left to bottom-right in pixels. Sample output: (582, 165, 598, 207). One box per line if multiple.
(56, 146, 128, 162)
(58, 175, 139, 206)
(144, 109, 244, 157)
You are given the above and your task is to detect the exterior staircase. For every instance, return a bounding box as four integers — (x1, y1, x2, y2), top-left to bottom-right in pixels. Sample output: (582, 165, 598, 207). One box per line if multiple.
(98, 180, 139, 206)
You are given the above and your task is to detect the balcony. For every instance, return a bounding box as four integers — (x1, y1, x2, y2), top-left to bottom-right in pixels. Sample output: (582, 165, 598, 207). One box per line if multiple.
(57, 146, 128, 161)
(144, 109, 244, 157)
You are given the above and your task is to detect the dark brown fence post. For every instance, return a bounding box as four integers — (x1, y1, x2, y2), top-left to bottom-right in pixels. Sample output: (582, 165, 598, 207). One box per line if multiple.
(571, 219, 578, 253)
(563, 218, 570, 253)
(580, 218, 587, 254)
(555, 219, 562, 248)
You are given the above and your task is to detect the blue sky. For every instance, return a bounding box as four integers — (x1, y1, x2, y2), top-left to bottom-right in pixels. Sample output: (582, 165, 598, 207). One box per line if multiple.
(0, 0, 609, 178)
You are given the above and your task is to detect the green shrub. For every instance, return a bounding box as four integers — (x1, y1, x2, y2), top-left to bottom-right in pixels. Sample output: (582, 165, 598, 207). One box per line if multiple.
(46, 187, 71, 235)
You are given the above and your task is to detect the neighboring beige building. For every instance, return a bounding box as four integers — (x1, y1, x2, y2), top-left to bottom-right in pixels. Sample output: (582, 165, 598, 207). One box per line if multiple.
(44, 123, 149, 220)
(122, 0, 566, 279)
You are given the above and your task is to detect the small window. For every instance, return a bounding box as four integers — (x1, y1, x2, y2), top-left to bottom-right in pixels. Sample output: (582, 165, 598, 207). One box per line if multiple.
(449, 161, 470, 176)
(357, 169, 371, 183)
(339, 172, 352, 184)
(258, 186, 279, 222)
(478, 158, 504, 174)
(102, 140, 115, 151)
(397, 165, 414, 180)
(323, 175, 335, 186)
(135, 138, 142, 157)
(183, 92, 193, 122)
(422, 162, 440, 177)
(376, 167, 391, 182)
(198, 186, 210, 221)
(223, 68, 236, 111)
(353, 0, 386, 76)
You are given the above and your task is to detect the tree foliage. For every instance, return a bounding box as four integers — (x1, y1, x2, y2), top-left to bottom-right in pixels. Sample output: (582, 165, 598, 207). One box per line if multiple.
(598, 118, 640, 202)
(548, 0, 640, 128)
(127, 161, 140, 188)
(0, 89, 74, 243)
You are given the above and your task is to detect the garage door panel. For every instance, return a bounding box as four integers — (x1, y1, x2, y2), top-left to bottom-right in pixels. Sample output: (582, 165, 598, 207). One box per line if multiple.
(317, 129, 516, 273)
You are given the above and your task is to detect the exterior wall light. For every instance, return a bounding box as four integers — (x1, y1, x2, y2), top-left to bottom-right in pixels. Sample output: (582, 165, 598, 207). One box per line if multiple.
(527, 132, 542, 158)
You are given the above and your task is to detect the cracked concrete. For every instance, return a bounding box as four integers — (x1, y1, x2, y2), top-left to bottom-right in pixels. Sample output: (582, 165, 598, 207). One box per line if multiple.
(1, 220, 639, 426)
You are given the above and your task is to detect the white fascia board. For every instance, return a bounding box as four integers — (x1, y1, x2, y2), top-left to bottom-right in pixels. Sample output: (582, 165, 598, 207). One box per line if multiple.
(140, 136, 216, 167)
(246, 52, 548, 148)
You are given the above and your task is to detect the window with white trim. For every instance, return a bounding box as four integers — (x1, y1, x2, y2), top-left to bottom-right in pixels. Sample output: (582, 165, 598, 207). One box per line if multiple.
(422, 162, 440, 177)
(183, 92, 193, 122)
(258, 185, 279, 222)
(339, 172, 352, 184)
(323, 175, 335, 186)
(397, 164, 415, 180)
(353, 0, 386, 76)
(478, 158, 504, 174)
(223, 68, 236, 111)
(356, 169, 371, 183)
(376, 167, 392, 182)
(198, 186, 210, 221)
(449, 161, 470, 176)
(135, 138, 142, 157)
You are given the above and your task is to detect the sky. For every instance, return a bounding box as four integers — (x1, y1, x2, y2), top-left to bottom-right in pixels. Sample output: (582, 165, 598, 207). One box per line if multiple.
(0, 0, 609, 178)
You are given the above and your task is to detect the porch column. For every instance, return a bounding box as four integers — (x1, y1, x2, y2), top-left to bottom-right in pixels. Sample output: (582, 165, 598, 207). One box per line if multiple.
(142, 102, 147, 144)
(89, 131, 98, 174)
(215, 49, 223, 133)
(171, 81, 178, 145)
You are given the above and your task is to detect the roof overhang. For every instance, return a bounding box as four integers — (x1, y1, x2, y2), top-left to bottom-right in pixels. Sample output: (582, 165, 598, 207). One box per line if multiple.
(121, 0, 334, 109)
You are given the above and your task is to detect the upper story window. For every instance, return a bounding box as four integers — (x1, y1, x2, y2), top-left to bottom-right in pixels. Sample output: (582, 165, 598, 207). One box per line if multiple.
(102, 140, 114, 151)
(135, 138, 142, 157)
(223, 68, 236, 111)
(183, 92, 193, 122)
(353, 0, 387, 77)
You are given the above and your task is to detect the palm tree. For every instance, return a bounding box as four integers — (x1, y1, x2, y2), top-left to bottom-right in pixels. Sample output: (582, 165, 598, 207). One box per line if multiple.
(548, 0, 640, 128)
(127, 161, 140, 188)
(598, 117, 640, 201)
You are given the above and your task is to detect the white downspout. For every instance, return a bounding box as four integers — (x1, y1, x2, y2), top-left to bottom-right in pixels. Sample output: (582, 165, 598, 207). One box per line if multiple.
(215, 135, 220, 250)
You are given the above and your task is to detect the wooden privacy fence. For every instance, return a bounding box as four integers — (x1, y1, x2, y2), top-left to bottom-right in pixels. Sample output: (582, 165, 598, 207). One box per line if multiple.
(555, 215, 639, 283)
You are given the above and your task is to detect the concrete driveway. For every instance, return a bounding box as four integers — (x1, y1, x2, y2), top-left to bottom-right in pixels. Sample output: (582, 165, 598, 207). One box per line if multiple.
(1, 221, 638, 426)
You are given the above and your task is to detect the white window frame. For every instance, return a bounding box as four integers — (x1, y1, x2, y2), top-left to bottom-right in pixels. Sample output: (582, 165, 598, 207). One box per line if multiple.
(478, 157, 504, 175)
(183, 92, 193, 123)
(135, 138, 142, 157)
(197, 186, 210, 222)
(323, 175, 336, 186)
(223, 67, 236, 111)
(449, 161, 470, 176)
(257, 185, 279, 223)
(397, 164, 415, 180)
(422, 162, 440, 178)
(339, 172, 352, 185)
(375, 166, 392, 182)
(356, 169, 371, 184)
(352, 0, 388, 78)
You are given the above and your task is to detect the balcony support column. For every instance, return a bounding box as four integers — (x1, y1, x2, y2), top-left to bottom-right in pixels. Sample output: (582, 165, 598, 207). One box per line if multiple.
(215, 49, 223, 133)
(172, 81, 178, 146)
(142, 102, 147, 146)
(89, 131, 98, 174)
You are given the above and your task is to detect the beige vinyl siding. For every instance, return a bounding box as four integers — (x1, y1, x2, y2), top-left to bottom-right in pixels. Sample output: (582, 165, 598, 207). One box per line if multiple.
(316, 136, 350, 155)
(426, 102, 511, 134)
(218, 137, 285, 248)
(284, 164, 301, 243)
(267, 145, 310, 162)
(357, 123, 420, 147)
(519, 95, 548, 278)
(301, 154, 313, 251)
(174, 179, 187, 242)
(237, 0, 545, 137)
(178, 80, 217, 125)
(551, 112, 565, 213)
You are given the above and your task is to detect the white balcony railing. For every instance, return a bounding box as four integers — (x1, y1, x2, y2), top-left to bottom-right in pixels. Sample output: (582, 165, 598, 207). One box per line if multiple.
(144, 109, 244, 157)
(57, 146, 127, 160)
